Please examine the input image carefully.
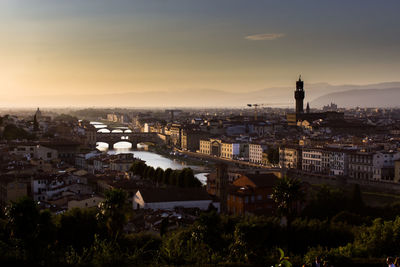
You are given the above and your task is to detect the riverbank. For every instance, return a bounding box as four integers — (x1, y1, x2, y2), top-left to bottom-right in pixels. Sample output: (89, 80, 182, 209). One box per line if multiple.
(176, 149, 281, 171)
(148, 145, 212, 170)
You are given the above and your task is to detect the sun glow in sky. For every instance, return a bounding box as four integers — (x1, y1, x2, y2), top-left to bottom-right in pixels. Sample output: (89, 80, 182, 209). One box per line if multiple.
(1, 0, 400, 104)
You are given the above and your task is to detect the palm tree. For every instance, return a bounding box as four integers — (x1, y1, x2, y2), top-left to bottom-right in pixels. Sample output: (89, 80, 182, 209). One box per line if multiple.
(272, 177, 304, 225)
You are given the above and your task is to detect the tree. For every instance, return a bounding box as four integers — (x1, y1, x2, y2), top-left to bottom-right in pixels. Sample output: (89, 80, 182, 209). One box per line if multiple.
(229, 217, 282, 264)
(97, 189, 129, 239)
(56, 208, 102, 251)
(54, 113, 78, 123)
(182, 168, 193, 187)
(163, 168, 173, 184)
(169, 170, 179, 186)
(178, 169, 186, 187)
(5, 197, 56, 261)
(272, 177, 304, 225)
(350, 184, 365, 212)
(182, 168, 202, 188)
(155, 167, 165, 184)
(2, 124, 34, 140)
(143, 166, 155, 180)
(130, 161, 146, 177)
(6, 197, 40, 244)
(301, 185, 348, 220)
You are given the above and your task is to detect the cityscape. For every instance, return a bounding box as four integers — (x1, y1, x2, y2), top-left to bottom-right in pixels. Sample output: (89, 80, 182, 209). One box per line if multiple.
(1, 1, 400, 266)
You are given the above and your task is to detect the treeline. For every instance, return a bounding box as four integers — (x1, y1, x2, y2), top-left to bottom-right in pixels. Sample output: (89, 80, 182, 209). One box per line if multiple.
(1, 124, 36, 140)
(2, 186, 400, 266)
(2, 191, 400, 266)
(54, 114, 79, 123)
(130, 161, 202, 188)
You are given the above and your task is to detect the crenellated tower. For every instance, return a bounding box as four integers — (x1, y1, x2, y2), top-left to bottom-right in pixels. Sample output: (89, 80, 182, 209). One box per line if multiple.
(295, 76, 305, 114)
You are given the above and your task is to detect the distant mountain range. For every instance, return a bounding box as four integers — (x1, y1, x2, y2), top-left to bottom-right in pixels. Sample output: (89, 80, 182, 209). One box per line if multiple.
(2, 82, 400, 108)
(311, 86, 400, 108)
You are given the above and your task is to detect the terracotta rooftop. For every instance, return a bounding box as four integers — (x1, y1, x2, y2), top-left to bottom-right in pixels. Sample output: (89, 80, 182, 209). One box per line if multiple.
(137, 187, 212, 203)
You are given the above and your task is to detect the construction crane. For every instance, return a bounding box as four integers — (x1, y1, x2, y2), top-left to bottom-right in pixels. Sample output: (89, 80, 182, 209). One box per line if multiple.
(247, 103, 264, 120)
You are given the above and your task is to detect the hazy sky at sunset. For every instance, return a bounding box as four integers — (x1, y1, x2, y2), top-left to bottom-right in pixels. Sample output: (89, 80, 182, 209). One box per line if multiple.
(1, 0, 400, 101)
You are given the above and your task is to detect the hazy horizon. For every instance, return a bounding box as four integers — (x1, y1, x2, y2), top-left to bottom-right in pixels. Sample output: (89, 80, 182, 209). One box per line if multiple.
(1, 0, 400, 107)
(1, 81, 400, 109)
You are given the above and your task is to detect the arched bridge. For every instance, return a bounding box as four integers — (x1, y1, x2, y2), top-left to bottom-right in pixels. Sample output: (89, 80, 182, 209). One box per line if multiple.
(96, 132, 162, 148)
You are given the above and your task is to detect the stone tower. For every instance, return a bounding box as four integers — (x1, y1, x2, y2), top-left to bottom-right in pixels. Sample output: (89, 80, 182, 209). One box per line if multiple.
(295, 76, 305, 114)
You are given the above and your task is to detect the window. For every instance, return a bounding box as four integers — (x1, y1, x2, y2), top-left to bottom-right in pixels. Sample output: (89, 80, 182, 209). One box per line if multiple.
(257, 195, 262, 201)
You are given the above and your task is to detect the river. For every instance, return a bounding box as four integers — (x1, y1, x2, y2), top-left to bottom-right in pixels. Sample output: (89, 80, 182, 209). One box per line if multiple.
(94, 124, 209, 184)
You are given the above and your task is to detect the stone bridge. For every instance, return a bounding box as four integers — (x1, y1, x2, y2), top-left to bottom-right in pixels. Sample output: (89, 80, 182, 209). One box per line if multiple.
(96, 132, 162, 148)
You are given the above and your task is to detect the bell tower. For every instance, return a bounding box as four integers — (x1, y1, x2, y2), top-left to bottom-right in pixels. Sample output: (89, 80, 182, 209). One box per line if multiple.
(295, 76, 305, 114)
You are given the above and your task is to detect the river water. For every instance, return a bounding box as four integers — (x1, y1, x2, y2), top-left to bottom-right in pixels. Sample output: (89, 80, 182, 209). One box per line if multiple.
(93, 123, 209, 184)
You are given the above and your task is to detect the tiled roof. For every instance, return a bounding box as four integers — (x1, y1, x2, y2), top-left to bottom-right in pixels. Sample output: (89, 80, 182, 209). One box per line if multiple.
(234, 173, 279, 188)
(138, 187, 212, 203)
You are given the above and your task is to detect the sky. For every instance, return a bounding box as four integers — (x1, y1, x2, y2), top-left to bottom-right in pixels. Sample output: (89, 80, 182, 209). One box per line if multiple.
(1, 0, 400, 104)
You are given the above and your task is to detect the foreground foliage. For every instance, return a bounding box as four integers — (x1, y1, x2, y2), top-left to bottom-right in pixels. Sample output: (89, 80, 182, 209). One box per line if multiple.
(0, 187, 399, 266)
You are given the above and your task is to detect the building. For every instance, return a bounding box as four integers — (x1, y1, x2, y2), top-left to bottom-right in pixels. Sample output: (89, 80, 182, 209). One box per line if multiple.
(295, 76, 305, 114)
(348, 151, 374, 180)
(227, 173, 278, 216)
(199, 139, 211, 155)
(31, 174, 90, 202)
(169, 123, 182, 148)
(133, 187, 214, 211)
(107, 113, 130, 123)
(221, 141, 240, 159)
(199, 138, 240, 159)
(279, 146, 301, 170)
(68, 195, 104, 210)
(302, 148, 323, 173)
(321, 150, 331, 174)
(34, 145, 59, 161)
(372, 151, 400, 181)
(83, 124, 97, 147)
(10, 144, 58, 161)
(181, 129, 209, 152)
(42, 140, 81, 164)
(249, 143, 268, 164)
(286, 77, 344, 126)
(348, 150, 400, 181)
(35, 107, 42, 120)
(323, 102, 338, 112)
(0, 176, 28, 208)
(326, 148, 349, 176)
(109, 153, 141, 172)
(395, 160, 400, 183)
(31, 176, 65, 201)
